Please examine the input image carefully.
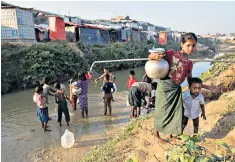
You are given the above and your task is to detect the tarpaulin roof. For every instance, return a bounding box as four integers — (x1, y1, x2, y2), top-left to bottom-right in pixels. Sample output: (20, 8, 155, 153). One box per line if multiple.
(34, 24, 49, 32)
(33, 9, 64, 18)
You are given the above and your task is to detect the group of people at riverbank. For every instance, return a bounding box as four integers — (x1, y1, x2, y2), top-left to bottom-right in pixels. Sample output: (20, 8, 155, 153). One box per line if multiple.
(32, 68, 118, 131)
(33, 32, 221, 143)
(33, 77, 71, 131)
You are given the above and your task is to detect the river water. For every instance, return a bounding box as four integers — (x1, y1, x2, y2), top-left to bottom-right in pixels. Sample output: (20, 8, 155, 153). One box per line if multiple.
(1, 62, 211, 162)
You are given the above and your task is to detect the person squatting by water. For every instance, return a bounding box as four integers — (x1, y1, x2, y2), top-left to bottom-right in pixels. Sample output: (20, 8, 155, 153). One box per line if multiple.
(102, 74, 115, 116)
(54, 83, 71, 126)
(128, 82, 152, 118)
(33, 86, 50, 132)
(182, 77, 206, 135)
(148, 32, 220, 142)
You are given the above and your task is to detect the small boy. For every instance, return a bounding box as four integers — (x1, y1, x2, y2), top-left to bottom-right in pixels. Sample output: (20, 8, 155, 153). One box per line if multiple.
(70, 79, 79, 111)
(127, 70, 138, 116)
(54, 83, 71, 126)
(33, 86, 50, 132)
(42, 77, 56, 104)
(102, 74, 115, 116)
(182, 77, 206, 135)
(127, 70, 138, 90)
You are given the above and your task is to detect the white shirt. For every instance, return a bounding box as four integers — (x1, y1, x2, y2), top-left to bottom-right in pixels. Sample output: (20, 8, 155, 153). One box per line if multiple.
(33, 95, 36, 103)
(152, 79, 159, 83)
(60, 84, 66, 92)
(43, 84, 51, 97)
(182, 90, 205, 119)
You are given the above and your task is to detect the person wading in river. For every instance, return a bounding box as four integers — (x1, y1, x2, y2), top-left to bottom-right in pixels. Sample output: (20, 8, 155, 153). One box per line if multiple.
(42, 77, 56, 104)
(69, 75, 79, 111)
(95, 67, 116, 102)
(54, 83, 71, 126)
(33, 86, 50, 132)
(127, 70, 138, 117)
(77, 72, 93, 118)
(102, 74, 115, 116)
(42, 77, 56, 120)
(95, 67, 114, 83)
(148, 32, 220, 142)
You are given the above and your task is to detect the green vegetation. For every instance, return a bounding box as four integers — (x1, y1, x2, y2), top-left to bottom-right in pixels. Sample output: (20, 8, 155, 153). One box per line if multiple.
(1, 41, 166, 94)
(78, 41, 156, 73)
(166, 134, 234, 162)
(200, 54, 235, 81)
(1, 40, 215, 94)
(1, 42, 88, 94)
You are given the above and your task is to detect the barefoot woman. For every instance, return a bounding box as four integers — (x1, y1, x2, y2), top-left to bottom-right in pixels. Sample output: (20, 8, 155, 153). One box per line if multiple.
(149, 33, 219, 142)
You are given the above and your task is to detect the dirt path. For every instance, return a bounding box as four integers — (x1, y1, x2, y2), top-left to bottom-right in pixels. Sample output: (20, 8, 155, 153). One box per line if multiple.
(109, 90, 235, 162)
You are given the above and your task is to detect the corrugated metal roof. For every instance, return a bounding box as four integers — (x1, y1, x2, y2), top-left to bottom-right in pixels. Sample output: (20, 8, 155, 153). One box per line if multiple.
(33, 9, 64, 18)
(1, 1, 33, 10)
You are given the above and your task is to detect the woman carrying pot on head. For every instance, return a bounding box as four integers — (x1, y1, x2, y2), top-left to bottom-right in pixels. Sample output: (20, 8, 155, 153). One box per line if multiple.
(148, 32, 220, 142)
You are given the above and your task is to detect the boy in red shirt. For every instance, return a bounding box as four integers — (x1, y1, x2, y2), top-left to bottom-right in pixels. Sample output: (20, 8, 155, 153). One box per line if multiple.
(128, 70, 138, 90)
(127, 70, 138, 117)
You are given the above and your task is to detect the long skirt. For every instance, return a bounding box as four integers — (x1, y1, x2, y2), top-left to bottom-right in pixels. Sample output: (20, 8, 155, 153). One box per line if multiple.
(154, 77, 183, 135)
(37, 107, 49, 123)
(79, 94, 88, 111)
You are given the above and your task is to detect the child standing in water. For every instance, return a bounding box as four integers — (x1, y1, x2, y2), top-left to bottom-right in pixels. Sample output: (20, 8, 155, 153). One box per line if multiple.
(42, 77, 56, 104)
(42, 77, 56, 120)
(54, 83, 71, 126)
(33, 86, 50, 132)
(95, 67, 114, 83)
(127, 70, 138, 90)
(96, 68, 116, 101)
(182, 77, 206, 135)
(69, 78, 79, 111)
(102, 74, 115, 116)
(127, 70, 138, 116)
(148, 32, 220, 142)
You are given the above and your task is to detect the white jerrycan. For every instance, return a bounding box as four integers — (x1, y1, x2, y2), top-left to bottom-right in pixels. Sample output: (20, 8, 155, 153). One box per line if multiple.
(61, 129, 75, 148)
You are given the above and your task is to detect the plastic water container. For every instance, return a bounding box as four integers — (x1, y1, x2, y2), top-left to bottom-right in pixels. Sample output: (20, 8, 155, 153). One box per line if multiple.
(61, 129, 75, 148)
(72, 88, 81, 96)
